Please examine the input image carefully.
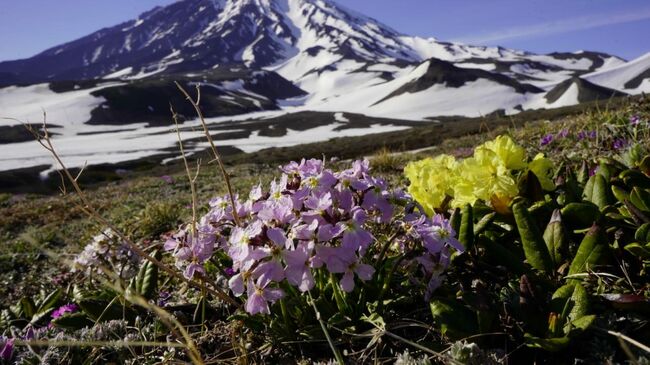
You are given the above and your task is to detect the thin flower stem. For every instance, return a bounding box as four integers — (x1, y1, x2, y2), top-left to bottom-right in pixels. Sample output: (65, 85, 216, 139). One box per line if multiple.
(174, 82, 242, 227)
(308, 291, 345, 365)
(378, 255, 407, 303)
(171, 104, 200, 238)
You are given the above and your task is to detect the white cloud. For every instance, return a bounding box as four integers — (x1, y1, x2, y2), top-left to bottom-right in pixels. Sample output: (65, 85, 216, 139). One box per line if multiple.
(453, 8, 650, 44)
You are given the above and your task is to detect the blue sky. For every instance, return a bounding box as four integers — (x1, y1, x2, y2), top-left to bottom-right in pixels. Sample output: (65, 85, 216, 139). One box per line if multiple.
(0, 0, 648, 62)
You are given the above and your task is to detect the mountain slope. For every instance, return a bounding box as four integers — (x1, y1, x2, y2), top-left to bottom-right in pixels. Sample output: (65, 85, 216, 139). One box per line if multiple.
(584, 52, 650, 94)
(544, 77, 626, 106)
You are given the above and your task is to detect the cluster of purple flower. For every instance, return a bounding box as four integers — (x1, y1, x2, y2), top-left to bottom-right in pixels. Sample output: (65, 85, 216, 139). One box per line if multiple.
(540, 129, 571, 147)
(612, 138, 628, 151)
(541, 128, 601, 146)
(630, 115, 643, 126)
(165, 159, 462, 315)
(540, 134, 554, 147)
(73, 229, 141, 279)
(577, 130, 597, 141)
(51, 304, 78, 320)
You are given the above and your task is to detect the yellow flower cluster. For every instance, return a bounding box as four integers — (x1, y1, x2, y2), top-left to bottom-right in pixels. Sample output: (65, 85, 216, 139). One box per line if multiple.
(404, 135, 554, 215)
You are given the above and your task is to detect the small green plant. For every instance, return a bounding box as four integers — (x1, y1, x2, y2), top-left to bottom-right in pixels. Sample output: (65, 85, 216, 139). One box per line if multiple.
(133, 201, 181, 239)
(370, 147, 404, 172)
(1, 289, 62, 329)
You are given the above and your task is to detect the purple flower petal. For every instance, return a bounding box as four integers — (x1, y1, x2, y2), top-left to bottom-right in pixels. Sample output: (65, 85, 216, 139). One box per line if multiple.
(340, 271, 355, 293)
(355, 263, 375, 281)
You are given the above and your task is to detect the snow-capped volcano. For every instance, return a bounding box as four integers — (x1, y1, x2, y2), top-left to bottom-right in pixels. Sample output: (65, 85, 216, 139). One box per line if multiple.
(0, 0, 420, 84)
(0, 0, 625, 86)
(0, 0, 646, 180)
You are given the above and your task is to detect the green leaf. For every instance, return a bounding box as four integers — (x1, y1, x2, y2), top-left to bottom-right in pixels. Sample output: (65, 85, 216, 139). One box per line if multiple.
(450, 207, 462, 236)
(78, 299, 129, 322)
(630, 188, 650, 212)
(551, 283, 589, 331)
(543, 209, 568, 268)
(597, 161, 614, 181)
(636, 224, 650, 242)
(640, 156, 650, 176)
(624, 243, 650, 259)
(621, 169, 650, 189)
(577, 161, 590, 185)
(513, 202, 553, 273)
(583, 175, 596, 201)
(30, 308, 55, 326)
(36, 289, 62, 313)
(20, 297, 36, 319)
(430, 298, 478, 340)
(330, 274, 351, 315)
(459, 204, 474, 250)
(474, 212, 496, 236)
(9, 302, 23, 318)
(561, 202, 601, 229)
(73, 285, 94, 302)
(611, 185, 630, 204)
(529, 200, 555, 223)
(51, 312, 94, 330)
(589, 174, 611, 209)
(524, 334, 571, 352)
(131, 252, 160, 300)
(565, 314, 596, 334)
(568, 225, 609, 276)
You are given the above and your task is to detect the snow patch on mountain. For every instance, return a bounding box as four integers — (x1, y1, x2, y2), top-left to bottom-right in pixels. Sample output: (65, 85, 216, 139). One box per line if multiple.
(0, 83, 120, 134)
(584, 52, 650, 93)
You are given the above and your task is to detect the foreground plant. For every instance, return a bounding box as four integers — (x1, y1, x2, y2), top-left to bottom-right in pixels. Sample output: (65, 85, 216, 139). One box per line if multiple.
(407, 133, 650, 360)
(166, 158, 462, 323)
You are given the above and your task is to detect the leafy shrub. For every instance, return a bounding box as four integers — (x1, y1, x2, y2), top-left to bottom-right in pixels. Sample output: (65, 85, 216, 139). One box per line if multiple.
(407, 132, 650, 354)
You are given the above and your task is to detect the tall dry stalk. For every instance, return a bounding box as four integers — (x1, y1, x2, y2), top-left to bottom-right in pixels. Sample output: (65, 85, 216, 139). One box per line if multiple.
(21, 114, 238, 307)
(174, 82, 241, 227)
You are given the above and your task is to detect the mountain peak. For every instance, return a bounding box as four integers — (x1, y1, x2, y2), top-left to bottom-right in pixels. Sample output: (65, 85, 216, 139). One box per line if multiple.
(0, 0, 421, 84)
(0, 0, 626, 88)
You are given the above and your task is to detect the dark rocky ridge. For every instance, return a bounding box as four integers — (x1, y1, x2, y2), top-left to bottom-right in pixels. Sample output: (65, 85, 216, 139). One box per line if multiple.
(376, 58, 544, 105)
(545, 77, 627, 104)
(547, 51, 619, 73)
(625, 68, 650, 90)
(0, 124, 61, 144)
(84, 69, 305, 127)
